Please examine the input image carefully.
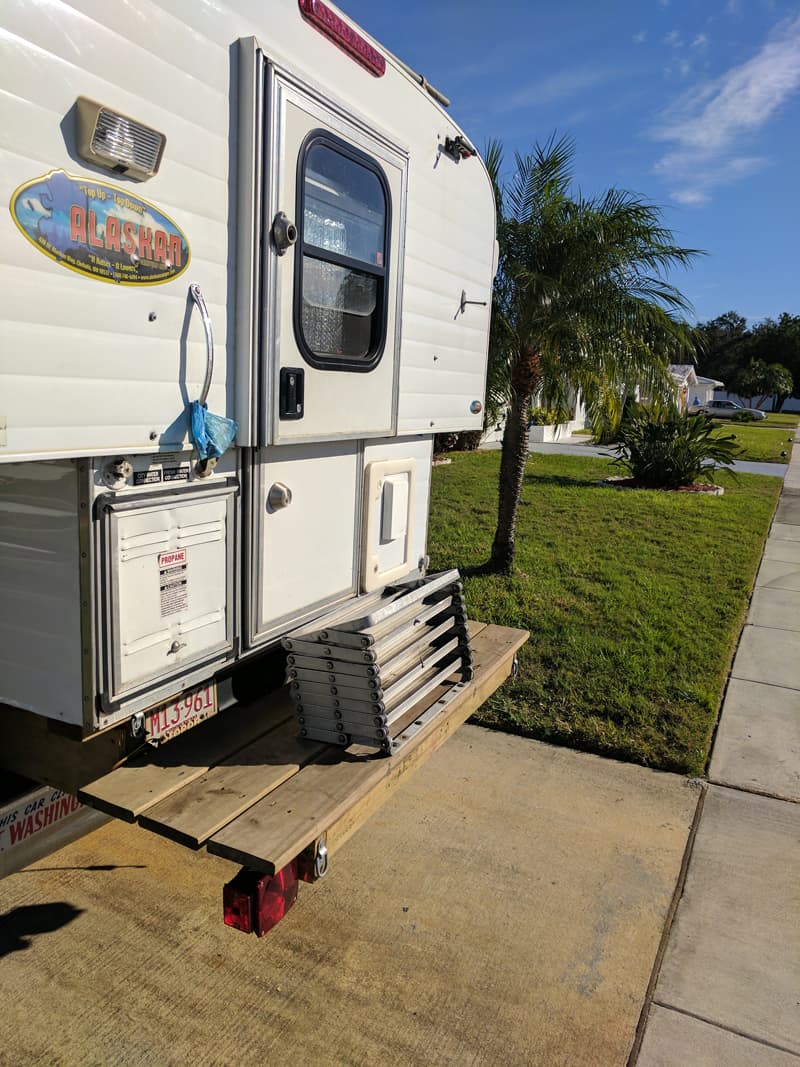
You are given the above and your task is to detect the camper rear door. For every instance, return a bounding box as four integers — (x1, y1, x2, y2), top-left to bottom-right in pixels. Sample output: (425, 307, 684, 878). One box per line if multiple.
(267, 75, 406, 444)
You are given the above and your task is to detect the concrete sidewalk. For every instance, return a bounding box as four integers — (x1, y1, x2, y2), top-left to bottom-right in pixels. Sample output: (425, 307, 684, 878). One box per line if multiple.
(636, 425, 800, 1065)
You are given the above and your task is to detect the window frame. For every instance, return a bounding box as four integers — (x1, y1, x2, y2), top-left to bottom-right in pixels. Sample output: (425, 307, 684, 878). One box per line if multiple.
(293, 128, 392, 373)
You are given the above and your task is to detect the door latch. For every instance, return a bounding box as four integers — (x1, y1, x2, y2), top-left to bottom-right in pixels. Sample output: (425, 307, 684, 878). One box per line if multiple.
(279, 367, 304, 420)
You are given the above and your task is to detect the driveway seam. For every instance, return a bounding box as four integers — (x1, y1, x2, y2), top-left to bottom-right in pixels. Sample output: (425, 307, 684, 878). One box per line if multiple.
(626, 783, 707, 1066)
(648, 1001, 800, 1060)
(707, 778, 800, 805)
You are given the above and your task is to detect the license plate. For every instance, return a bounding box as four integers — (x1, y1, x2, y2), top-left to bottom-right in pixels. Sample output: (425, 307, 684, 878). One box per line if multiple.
(146, 682, 218, 743)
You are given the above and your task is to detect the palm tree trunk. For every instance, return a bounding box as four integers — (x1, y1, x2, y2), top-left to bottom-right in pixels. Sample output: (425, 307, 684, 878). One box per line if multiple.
(489, 353, 540, 574)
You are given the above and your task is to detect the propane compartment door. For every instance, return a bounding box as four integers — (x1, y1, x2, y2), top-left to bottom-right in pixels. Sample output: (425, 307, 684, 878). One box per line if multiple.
(100, 486, 236, 706)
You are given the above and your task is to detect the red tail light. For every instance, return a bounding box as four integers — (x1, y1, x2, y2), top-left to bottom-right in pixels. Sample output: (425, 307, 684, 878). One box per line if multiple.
(299, 0, 386, 77)
(223, 868, 257, 933)
(223, 860, 299, 937)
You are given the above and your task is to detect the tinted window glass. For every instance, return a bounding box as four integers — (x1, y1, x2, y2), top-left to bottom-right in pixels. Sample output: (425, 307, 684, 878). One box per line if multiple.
(304, 145, 386, 266)
(295, 134, 390, 370)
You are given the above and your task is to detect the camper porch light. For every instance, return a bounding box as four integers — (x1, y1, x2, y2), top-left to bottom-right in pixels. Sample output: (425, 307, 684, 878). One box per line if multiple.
(299, 0, 386, 77)
(76, 97, 166, 180)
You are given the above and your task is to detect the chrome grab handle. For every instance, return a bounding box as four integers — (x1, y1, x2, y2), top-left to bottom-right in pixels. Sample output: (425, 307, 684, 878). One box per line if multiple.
(189, 283, 214, 406)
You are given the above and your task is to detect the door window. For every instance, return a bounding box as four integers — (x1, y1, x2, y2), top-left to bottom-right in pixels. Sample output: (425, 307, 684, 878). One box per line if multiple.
(294, 132, 390, 371)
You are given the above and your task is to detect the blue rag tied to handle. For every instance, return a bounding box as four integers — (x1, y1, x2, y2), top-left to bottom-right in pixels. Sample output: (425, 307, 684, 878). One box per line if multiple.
(190, 401, 238, 461)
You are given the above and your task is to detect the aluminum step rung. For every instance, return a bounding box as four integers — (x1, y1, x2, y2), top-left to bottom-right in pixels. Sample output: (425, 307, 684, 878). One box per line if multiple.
(297, 724, 350, 746)
(317, 570, 460, 640)
(377, 619, 466, 686)
(382, 656, 471, 725)
(287, 666, 382, 690)
(380, 638, 468, 708)
(297, 705, 389, 729)
(368, 598, 465, 661)
(297, 712, 389, 740)
(295, 693, 387, 715)
(290, 678, 384, 704)
(285, 654, 380, 679)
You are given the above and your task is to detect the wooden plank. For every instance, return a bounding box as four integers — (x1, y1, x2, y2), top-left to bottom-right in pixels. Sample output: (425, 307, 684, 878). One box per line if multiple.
(79, 693, 293, 822)
(207, 624, 528, 873)
(138, 718, 329, 848)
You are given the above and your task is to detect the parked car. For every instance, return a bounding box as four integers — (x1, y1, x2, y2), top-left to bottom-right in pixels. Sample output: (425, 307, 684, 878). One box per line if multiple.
(697, 400, 767, 421)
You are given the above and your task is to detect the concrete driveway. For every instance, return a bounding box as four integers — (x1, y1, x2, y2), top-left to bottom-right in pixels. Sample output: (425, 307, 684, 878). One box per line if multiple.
(0, 726, 697, 1067)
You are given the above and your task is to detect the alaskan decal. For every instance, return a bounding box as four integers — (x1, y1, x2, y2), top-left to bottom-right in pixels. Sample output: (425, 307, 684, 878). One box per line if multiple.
(9, 169, 190, 285)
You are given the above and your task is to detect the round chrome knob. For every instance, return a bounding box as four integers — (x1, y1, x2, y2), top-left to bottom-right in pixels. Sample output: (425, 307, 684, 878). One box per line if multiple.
(268, 482, 293, 510)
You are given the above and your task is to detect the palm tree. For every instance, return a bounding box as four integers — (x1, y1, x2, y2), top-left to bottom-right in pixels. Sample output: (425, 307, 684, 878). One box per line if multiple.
(485, 135, 701, 574)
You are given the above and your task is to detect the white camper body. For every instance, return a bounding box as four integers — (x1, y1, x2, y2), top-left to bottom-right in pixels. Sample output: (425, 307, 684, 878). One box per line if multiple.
(0, 0, 495, 739)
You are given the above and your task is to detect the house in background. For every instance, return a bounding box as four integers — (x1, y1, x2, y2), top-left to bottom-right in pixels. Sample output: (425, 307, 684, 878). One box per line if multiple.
(669, 365, 724, 413)
(483, 366, 726, 446)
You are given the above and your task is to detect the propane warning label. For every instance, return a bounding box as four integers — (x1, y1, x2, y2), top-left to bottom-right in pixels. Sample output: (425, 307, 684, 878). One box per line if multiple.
(159, 549, 188, 617)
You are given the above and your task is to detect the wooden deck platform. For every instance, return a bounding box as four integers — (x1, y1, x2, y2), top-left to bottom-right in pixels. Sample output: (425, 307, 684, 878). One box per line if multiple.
(78, 622, 528, 875)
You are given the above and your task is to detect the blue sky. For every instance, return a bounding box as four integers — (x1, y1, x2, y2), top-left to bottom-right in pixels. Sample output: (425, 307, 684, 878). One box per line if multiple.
(342, 1, 800, 327)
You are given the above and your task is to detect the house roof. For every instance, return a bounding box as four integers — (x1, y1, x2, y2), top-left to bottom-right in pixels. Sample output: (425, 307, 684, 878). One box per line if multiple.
(668, 364, 698, 386)
(696, 375, 725, 388)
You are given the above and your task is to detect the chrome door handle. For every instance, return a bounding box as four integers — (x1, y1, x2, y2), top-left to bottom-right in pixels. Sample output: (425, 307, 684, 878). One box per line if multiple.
(189, 283, 214, 406)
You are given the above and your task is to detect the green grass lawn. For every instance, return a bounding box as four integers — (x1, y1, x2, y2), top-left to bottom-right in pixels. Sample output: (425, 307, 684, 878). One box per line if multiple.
(710, 412, 798, 463)
(429, 450, 780, 775)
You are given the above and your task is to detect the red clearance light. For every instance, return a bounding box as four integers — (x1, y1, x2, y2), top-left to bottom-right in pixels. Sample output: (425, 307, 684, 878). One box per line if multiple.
(299, 0, 386, 77)
(223, 861, 300, 937)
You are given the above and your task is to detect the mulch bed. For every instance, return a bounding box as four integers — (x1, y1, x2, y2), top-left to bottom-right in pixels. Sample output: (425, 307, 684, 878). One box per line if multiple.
(600, 476, 724, 495)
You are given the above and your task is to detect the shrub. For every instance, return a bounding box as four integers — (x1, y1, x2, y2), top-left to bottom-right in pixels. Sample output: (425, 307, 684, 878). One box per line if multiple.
(433, 430, 484, 454)
(732, 409, 761, 422)
(529, 407, 561, 426)
(458, 429, 484, 451)
(614, 404, 741, 488)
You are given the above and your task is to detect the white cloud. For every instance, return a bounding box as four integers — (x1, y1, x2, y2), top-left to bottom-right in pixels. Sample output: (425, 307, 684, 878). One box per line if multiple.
(658, 154, 769, 204)
(652, 15, 800, 203)
(672, 189, 710, 205)
(502, 65, 625, 110)
(633, 31, 647, 44)
(691, 33, 708, 48)
(663, 30, 683, 47)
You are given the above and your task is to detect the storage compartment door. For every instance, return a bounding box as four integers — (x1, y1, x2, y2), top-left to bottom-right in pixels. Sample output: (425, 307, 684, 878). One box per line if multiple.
(248, 441, 359, 644)
(267, 74, 406, 443)
(101, 487, 236, 706)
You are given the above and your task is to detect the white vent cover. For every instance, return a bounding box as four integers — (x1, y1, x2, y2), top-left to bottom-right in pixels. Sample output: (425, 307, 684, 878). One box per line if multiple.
(76, 97, 166, 180)
(361, 458, 417, 592)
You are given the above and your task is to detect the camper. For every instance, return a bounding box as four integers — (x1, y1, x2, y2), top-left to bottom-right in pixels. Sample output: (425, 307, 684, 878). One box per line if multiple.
(0, 1, 524, 909)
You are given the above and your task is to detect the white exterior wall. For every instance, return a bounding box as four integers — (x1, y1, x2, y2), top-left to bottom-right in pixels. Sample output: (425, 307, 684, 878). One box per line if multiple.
(0, 461, 83, 723)
(0, 0, 495, 459)
(690, 382, 717, 408)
